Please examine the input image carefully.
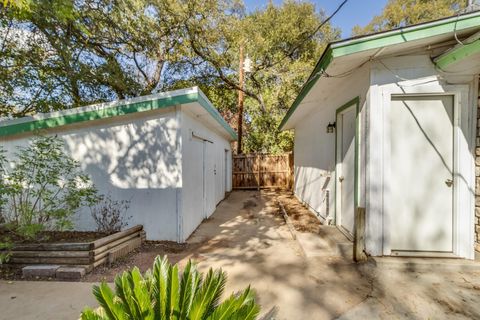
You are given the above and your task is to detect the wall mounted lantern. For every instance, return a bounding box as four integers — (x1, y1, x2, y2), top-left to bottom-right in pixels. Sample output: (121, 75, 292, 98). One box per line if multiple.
(326, 122, 336, 133)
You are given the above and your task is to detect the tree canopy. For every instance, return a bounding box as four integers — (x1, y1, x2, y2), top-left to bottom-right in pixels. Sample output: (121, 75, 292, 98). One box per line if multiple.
(6, 1, 466, 153)
(352, 0, 466, 35)
(0, 0, 338, 154)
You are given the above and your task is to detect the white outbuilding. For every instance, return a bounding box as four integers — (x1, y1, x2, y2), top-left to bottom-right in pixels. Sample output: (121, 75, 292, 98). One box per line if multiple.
(280, 11, 480, 259)
(0, 87, 236, 242)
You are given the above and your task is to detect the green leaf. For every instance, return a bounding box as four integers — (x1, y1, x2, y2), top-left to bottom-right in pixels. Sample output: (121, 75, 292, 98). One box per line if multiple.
(82, 256, 260, 320)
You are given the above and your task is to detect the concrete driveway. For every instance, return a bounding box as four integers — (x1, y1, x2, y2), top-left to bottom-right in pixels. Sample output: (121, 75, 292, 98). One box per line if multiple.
(2, 190, 480, 319)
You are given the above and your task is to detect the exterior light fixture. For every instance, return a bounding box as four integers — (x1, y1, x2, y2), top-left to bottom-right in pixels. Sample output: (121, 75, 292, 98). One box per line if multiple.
(326, 122, 336, 133)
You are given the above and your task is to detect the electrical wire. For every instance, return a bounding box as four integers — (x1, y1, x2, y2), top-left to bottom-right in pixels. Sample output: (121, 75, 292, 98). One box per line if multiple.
(263, 0, 349, 72)
(306, 0, 349, 43)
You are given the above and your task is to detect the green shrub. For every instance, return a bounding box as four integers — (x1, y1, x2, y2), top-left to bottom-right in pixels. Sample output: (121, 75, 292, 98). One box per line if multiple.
(0, 240, 12, 264)
(0, 136, 100, 239)
(81, 256, 260, 320)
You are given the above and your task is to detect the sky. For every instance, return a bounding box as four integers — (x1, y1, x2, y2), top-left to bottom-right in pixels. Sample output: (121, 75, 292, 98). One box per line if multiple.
(243, 0, 389, 38)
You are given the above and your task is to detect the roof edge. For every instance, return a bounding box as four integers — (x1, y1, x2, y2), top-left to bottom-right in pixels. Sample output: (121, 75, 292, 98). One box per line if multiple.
(279, 10, 480, 130)
(0, 87, 237, 140)
(196, 90, 238, 141)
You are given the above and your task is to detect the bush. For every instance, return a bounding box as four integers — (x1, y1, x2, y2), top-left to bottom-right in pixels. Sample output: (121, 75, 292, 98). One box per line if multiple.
(90, 194, 131, 233)
(81, 256, 260, 320)
(0, 136, 100, 239)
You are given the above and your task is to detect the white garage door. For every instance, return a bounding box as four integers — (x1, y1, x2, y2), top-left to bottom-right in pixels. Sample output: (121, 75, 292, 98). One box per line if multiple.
(390, 95, 454, 253)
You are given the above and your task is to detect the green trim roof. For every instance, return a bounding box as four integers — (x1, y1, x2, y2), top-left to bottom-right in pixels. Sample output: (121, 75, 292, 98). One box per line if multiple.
(434, 31, 480, 70)
(279, 10, 480, 130)
(0, 87, 237, 140)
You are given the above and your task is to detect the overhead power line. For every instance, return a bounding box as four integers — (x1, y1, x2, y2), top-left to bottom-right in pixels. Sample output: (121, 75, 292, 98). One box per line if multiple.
(260, 0, 349, 71)
(309, 0, 349, 41)
(286, 0, 349, 57)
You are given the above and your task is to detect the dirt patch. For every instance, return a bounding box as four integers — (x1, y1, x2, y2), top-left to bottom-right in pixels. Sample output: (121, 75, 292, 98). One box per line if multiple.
(274, 191, 322, 233)
(243, 199, 257, 209)
(0, 264, 24, 281)
(0, 227, 111, 244)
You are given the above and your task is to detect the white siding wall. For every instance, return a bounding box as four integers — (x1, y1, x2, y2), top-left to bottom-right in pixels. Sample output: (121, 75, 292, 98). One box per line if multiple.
(180, 108, 232, 242)
(1, 108, 181, 241)
(293, 66, 370, 222)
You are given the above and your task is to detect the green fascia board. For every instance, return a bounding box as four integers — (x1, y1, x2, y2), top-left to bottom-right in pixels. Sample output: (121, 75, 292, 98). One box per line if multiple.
(434, 38, 480, 70)
(197, 91, 238, 140)
(278, 47, 333, 130)
(279, 11, 480, 130)
(332, 12, 480, 57)
(0, 90, 237, 140)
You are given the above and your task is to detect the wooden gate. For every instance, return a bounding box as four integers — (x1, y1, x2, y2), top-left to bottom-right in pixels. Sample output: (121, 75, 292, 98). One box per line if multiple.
(232, 153, 293, 189)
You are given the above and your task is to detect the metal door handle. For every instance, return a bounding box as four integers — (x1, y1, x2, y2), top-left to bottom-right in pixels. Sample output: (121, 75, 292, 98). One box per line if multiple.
(445, 179, 453, 187)
(339, 176, 344, 182)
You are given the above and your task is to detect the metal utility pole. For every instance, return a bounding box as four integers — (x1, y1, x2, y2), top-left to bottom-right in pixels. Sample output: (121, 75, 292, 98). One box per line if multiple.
(237, 45, 245, 155)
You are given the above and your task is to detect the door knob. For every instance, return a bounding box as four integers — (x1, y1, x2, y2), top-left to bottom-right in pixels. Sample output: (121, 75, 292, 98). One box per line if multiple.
(339, 176, 344, 182)
(445, 179, 453, 187)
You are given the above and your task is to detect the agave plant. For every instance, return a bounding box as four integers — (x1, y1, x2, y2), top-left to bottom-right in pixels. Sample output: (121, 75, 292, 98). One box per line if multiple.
(81, 256, 260, 320)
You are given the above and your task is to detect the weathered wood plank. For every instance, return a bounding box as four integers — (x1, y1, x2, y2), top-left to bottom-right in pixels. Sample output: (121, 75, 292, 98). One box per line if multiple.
(94, 239, 138, 262)
(107, 238, 142, 265)
(9, 250, 91, 258)
(9, 256, 91, 265)
(92, 225, 143, 249)
(93, 232, 141, 258)
(354, 207, 368, 262)
(12, 242, 92, 251)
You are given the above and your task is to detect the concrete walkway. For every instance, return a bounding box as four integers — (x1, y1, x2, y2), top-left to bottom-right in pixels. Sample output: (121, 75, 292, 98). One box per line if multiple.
(0, 280, 97, 319)
(2, 190, 480, 319)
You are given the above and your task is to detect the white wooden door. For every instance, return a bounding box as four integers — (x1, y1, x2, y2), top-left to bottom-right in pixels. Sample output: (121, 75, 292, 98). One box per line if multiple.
(337, 107, 356, 235)
(390, 95, 454, 253)
(204, 141, 216, 218)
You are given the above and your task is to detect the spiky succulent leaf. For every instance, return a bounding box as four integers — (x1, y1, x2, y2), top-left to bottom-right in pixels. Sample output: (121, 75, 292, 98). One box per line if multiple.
(189, 268, 227, 320)
(92, 283, 126, 320)
(80, 307, 109, 320)
(177, 260, 201, 320)
(83, 256, 260, 320)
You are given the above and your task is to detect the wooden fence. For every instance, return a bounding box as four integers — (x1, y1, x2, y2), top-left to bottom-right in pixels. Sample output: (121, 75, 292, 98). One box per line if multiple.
(233, 153, 293, 189)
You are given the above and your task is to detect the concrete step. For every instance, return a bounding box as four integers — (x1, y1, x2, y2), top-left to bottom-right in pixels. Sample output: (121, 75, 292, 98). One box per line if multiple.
(56, 266, 87, 280)
(22, 265, 60, 278)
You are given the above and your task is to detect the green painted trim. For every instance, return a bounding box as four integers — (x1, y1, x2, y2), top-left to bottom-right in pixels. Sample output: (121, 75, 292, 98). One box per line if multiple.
(0, 90, 237, 140)
(278, 48, 333, 130)
(197, 92, 238, 140)
(334, 97, 360, 231)
(279, 12, 480, 130)
(434, 39, 480, 70)
(332, 13, 480, 57)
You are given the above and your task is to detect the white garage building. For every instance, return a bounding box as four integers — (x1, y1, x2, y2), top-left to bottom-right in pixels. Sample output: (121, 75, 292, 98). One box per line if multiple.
(280, 12, 480, 259)
(0, 87, 236, 242)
